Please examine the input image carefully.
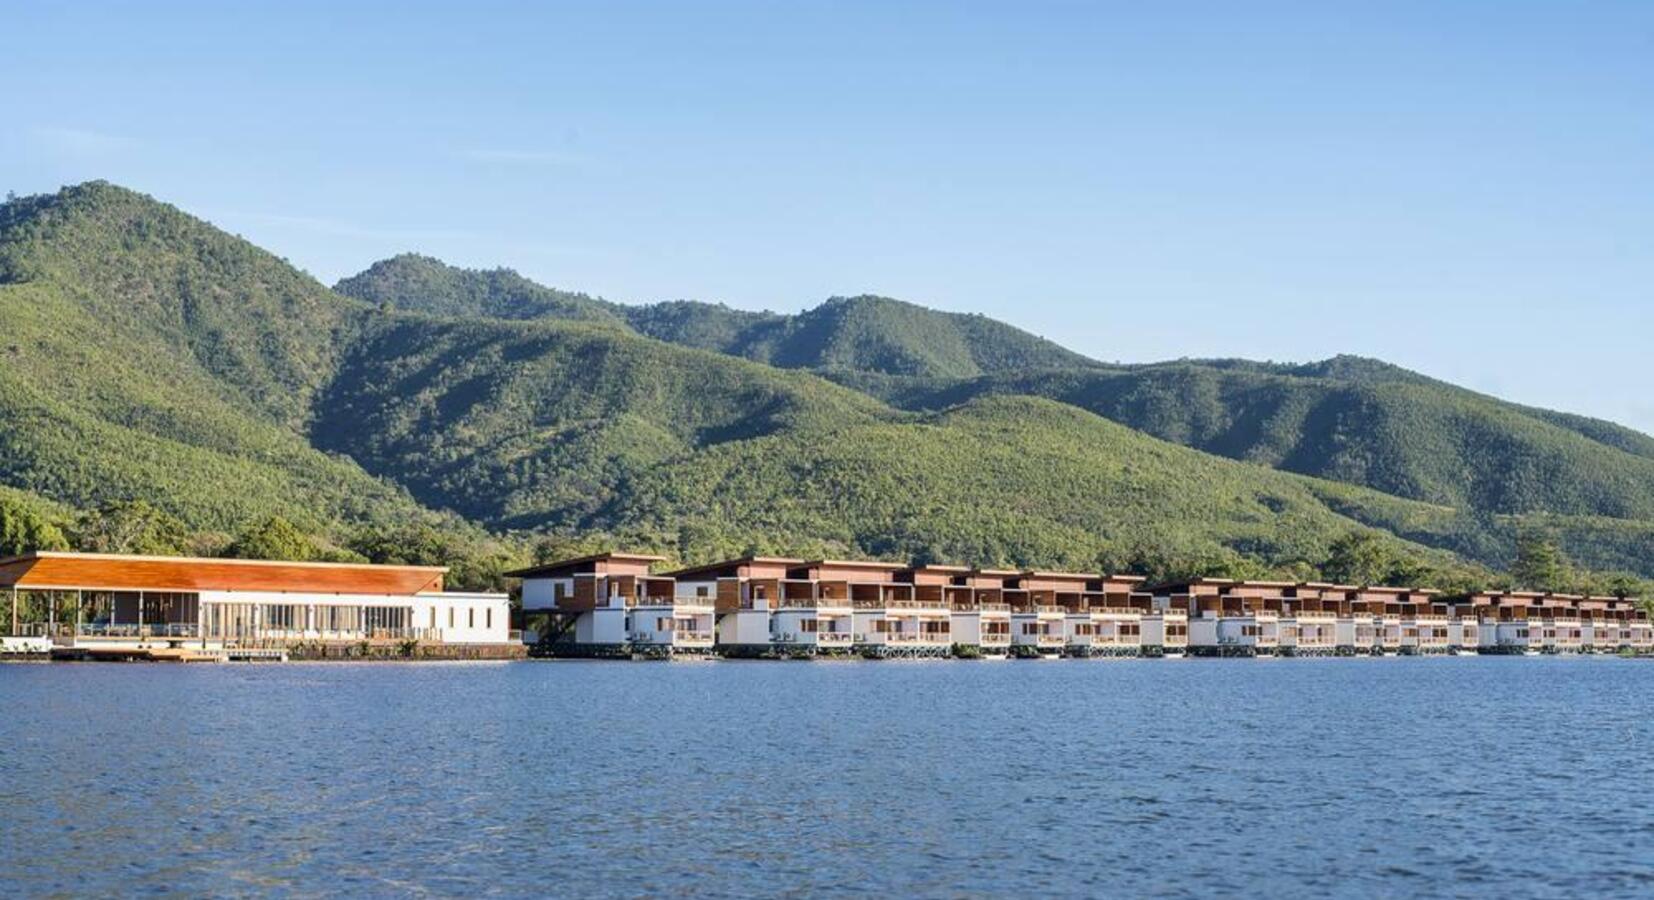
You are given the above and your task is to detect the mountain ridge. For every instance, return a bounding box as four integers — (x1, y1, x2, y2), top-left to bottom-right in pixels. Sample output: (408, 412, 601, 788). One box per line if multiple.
(1, 181, 1650, 591)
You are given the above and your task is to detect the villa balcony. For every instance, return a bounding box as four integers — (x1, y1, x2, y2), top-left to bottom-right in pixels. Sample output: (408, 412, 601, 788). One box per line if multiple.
(874, 631, 951, 645)
(777, 596, 852, 610)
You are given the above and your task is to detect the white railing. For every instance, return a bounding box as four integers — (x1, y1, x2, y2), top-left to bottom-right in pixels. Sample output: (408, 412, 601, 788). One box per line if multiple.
(778, 596, 852, 609)
(76, 623, 201, 639)
(879, 632, 951, 644)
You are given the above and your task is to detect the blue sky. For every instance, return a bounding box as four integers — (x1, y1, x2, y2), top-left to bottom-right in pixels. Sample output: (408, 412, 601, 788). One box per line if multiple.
(5, 1, 1652, 432)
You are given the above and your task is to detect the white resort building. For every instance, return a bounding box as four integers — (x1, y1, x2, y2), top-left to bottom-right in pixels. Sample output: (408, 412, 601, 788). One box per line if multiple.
(513, 552, 714, 657)
(0, 551, 515, 660)
(901, 565, 1012, 658)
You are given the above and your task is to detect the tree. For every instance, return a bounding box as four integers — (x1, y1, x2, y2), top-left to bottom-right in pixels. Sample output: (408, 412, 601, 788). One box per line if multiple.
(0, 497, 70, 556)
(224, 516, 318, 561)
(72, 500, 191, 555)
(1511, 526, 1572, 593)
(1322, 532, 1396, 585)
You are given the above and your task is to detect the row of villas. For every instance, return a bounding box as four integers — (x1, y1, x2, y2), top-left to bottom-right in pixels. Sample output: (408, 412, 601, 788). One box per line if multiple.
(513, 553, 1653, 658)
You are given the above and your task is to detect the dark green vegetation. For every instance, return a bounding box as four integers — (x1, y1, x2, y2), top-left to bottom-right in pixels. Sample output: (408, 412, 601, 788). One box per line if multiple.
(2, 182, 1651, 597)
(336, 254, 1097, 379)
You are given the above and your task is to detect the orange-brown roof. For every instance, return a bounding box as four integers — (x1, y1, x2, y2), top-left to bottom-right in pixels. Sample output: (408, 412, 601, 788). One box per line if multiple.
(662, 556, 804, 579)
(798, 559, 906, 570)
(505, 552, 668, 579)
(0, 552, 445, 595)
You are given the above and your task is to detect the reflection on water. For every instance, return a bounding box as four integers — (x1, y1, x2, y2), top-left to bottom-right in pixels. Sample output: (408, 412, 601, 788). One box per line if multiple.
(1, 658, 1651, 897)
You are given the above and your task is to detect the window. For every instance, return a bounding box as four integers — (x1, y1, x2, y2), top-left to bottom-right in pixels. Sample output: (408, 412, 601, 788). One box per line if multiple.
(801, 618, 819, 633)
(429, 608, 437, 629)
(468, 608, 475, 628)
(262, 604, 298, 631)
(697, 586, 710, 598)
(362, 607, 409, 635)
(486, 608, 492, 630)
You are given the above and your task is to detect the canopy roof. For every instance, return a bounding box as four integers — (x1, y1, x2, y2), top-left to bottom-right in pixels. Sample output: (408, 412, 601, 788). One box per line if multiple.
(0, 552, 446, 596)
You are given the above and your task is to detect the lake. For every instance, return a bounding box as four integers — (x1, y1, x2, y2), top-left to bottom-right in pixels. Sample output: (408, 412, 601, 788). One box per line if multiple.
(1, 657, 1650, 897)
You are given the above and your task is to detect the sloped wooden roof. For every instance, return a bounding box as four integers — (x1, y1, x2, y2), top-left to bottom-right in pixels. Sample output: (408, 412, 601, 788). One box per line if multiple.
(0, 552, 445, 595)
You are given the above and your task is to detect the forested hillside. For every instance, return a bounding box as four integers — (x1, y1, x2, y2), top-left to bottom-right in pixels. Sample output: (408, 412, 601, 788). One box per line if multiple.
(1, 182, 1650, 594)
(0, 183, 438, 531)
(337, 256, 1098, 379)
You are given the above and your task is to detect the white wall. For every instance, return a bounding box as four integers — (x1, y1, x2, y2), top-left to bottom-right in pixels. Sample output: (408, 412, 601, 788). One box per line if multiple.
(413, 592, 511, 644)
(197, 589, 511, 644)
(574, 608, 627, 644)
(718, 609, 771, 646)
(521, 577, 574, 611)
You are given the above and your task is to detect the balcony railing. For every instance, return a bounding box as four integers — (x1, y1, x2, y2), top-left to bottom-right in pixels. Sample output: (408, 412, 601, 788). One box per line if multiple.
(76, 623, 201, 639)
(777, 596, 852, 609)
(877, 631, 951, 643)
(617, 594, 685, 608)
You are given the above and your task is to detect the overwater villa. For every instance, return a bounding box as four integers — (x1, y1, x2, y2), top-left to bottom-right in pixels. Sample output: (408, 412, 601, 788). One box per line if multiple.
(901, 565, 1012, 658)
(768, 568, 857, 656)
(1466, 591, 1545, 655)
(1007, 571, 1075, 657)
(0, 551, 514, 660)
(1063, 575, 1148, 658)
(1279, 584, 1340, 657)
(512, 552, 714, 657)
(511, 551, 1651, 662)
(1406, 597, 1454, 656)
(1157, 579, 1286, 657)
(665, 556, 803, 657)
(1143, 592, 1189, 657)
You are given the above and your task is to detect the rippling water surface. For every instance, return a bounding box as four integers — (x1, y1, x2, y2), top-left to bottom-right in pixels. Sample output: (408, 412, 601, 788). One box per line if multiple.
(2, 658, 1651, 897)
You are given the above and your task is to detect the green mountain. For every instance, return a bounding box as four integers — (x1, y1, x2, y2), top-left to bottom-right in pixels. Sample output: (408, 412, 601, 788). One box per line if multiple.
(0, 182, 446, 535)
(868, 364, 1654, 522)
(333, 253, 624, 324)
(311, 312, 885, 530)
(336, 256, 1098, 379)
(3, 182, 1650, 590)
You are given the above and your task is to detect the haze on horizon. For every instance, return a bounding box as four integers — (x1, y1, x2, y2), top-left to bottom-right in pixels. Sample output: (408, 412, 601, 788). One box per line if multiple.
(4, 1, 1650, 433)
